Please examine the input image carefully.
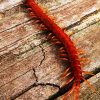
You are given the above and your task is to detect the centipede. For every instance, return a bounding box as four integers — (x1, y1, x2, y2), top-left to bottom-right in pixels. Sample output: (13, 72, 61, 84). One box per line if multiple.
(24, 0, 96, 100)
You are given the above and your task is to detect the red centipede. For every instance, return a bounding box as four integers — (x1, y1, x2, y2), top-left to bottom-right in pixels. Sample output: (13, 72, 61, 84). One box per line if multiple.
(25, 0, 96, 100)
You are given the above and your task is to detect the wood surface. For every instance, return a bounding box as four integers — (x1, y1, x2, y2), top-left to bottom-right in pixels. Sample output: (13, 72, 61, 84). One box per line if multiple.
(0, 0, 100, 100)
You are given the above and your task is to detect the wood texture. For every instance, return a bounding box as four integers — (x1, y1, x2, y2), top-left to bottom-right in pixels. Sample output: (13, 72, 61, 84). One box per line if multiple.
(0, 0, 100, 100)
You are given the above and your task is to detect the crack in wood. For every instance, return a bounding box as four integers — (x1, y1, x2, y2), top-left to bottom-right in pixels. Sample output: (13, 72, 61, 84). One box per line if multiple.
(0, 44, 47, 99)
(33, 68, 38, 82)
(0, 51, 32, 74)
(48, 68, 100, 100)
(0, 44, 45, 87)
(74, 19, 100, 33)
(32, 45, 46, 82)
(10, 82, 60, 100)
(0, 1, 100, 100)
(0, 44, 37, 73)
(0, 69, 32, 88)
(9, 44, 58, 100)
(65, 9, 100, 31)
(0, 32, 38, 55)
(38, 45, 46, 67)
(0, 9, 99, 56)
(0, 27, 47, 56)
(0, 18, 32, 33)
(0, 8, 99, 56)
(0, 8, 100, 34)
(0, 45, 47, 80)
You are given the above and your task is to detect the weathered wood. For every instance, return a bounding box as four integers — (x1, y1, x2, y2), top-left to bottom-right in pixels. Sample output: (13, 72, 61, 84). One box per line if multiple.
(58, 72, 100, 100)
(0, 0, 100, 100)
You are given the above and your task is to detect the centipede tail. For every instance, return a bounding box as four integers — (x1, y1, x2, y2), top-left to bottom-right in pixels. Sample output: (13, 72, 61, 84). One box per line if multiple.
(25, 0, 96, 100)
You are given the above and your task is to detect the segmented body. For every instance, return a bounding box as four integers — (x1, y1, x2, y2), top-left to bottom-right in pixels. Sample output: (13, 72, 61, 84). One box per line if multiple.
(26, 0, 95, 100)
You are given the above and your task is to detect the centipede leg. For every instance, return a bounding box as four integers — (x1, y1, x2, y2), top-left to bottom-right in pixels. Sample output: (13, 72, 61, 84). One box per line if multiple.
(52, 41, 62, 45)
(80, 58, 91, 67)
(59, 53, 68, 58)
(29, 12, 37, 18)
(59, 58, 68, 61)
(82, 71, 94, 75)
(51, 36, 56, 40)
(63, 82, 75, 100)
(59, 47, 65, 50)
(77, 48, 86, 55)
(82, 77, 96, 93)
(59, 49, 66, 53)
(61, 68, 70, 78)
(61, 72, 71, 80)
(47, 33, 53, 40)
(61, 77, 74, 87)
(74, 82, 80, 100)
(37, 24, 48, 31)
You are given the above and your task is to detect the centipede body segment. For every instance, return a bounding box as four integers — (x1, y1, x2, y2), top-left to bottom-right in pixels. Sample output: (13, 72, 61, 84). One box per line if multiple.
(25, 0, 96, 100)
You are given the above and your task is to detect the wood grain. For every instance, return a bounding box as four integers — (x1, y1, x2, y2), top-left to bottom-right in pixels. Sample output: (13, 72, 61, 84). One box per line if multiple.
(0, 0, 100, 100)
